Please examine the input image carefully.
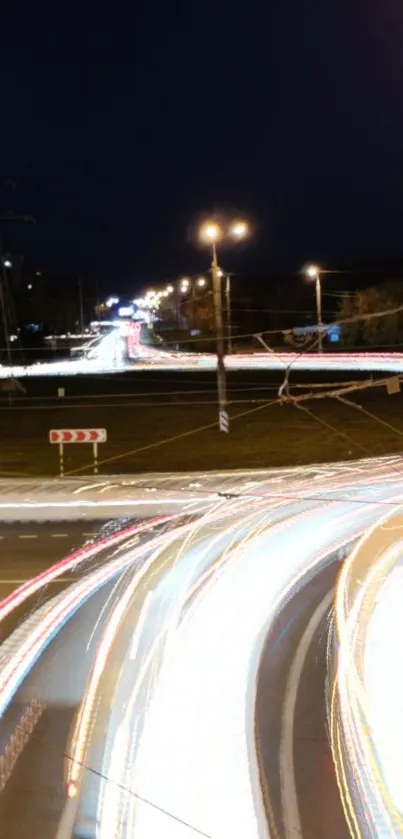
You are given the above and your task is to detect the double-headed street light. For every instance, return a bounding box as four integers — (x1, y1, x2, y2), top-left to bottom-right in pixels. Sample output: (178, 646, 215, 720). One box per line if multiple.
(199, 218, 249, 433)
(306, 264, 323, 352)
(231, 221, 249, 240)
(177, 275, 209, 328)
(179, 276, 207, 294)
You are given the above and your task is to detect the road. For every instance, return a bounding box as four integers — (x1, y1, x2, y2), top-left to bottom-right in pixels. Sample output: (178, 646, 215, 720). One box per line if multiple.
(1, 459, 403, 837)
(256, 561, 349, 839)
(2, 347, 403, 377)
(0, 582, 116, 839)
(0, 516, 185, 839)
(0, 521, 106, 641)
(79, 457, 403, 839)
(60, 459, 403, 839)
(332, 511, 403, 837)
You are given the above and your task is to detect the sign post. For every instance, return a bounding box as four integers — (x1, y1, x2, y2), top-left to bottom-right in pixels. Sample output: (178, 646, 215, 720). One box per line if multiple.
(59, 442, 64, 477)
(49, 429, 107, 477)
(93, 442, 99, 474)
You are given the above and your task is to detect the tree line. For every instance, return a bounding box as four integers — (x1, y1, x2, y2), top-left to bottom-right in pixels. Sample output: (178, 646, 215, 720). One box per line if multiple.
(338, 280, 403, 347)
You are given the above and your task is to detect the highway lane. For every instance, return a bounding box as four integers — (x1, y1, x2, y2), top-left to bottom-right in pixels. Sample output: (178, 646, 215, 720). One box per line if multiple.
(3, 459, 403, 838)
(0, 580, 117, 839)
(86, 469, 403, 839)
(0, 517, 188, 839)
(3, 349, 403, 376)
(256, 560, 349, 839)
(0, 521, 107, 641)
(0, 706, 75, 839)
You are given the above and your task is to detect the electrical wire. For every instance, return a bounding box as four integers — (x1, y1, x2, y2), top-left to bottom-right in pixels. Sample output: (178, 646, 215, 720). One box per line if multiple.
(138, 300, 403, 347)
(335, 395, 403, 441)
(4, 718, 211, 837)
(291, 400, 377, 460)
(62, 397, 279, 478)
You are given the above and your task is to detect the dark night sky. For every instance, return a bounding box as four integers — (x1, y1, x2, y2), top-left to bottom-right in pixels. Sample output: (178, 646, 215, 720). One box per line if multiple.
(1, 0, 403, 291)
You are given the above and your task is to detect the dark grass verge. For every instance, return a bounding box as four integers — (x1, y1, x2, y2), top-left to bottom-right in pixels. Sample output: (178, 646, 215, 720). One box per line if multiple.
(1, 386, 403, 477)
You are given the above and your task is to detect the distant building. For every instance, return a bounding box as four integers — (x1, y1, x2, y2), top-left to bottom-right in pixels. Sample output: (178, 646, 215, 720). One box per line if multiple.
(284, 323, 340, 348)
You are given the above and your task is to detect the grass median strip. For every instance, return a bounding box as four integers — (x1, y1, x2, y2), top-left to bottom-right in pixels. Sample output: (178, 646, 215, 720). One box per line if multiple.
(0, 387, 403, 476)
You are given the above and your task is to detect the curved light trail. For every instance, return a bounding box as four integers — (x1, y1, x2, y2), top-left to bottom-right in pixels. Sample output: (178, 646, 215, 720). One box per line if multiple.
(332, 510, 403, 838)
(59, 456, 403, 839)
(1, 457, 403, 838)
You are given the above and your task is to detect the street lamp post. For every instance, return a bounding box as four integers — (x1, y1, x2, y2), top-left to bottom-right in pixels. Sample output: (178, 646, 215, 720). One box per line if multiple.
(211, 239, 227, 430)
(306, 265, 323, 352)
(225, 274, 232, 355)
(198, 222, 228, 432)
(226, 222, 248, 355)
(199, 219, 249, 433)
(191, 277, 206, 330)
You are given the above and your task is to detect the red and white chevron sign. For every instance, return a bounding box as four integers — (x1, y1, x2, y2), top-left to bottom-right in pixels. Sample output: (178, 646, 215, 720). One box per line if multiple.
(49, 428, 107, 444)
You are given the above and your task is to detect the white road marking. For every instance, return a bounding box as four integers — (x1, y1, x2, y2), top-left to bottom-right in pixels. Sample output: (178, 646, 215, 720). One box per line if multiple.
(0, 530, 95, 540)
(280, 589, 333, 839)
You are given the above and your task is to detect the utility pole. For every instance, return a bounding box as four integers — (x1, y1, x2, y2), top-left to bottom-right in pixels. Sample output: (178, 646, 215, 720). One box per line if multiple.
(199, 217, 249, 431)
(306, 265, 324, 352)
(192, 282, 196, 331)
(211, 243, 229, 433)
(315, 272, 323, 352)
(225, 273, 233, 355)
(175, 287, 181, 329)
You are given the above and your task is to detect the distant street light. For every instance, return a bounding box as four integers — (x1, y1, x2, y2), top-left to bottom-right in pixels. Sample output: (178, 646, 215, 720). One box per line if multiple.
(305, 264, 323, 352)
(199, 221, 223, 245)
(198, 217, 250, 433)
(3, 260, 12, 269)
(197, 276, 207, 288)
(230, 220, 249, 240)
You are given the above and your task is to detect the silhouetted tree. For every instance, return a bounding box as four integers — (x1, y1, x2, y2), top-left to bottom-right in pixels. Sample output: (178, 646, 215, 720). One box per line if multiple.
(338, 281, 403, 346)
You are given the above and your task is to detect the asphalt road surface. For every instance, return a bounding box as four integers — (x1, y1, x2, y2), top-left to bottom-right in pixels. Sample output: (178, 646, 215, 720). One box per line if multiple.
(0, 521, 107, 641)
(0, 521, 107, 839)
(2, 457, 402, 839)
(0, 516, 176, 839)
(256, 560, 349, 839)
(0, 577, 120, 839)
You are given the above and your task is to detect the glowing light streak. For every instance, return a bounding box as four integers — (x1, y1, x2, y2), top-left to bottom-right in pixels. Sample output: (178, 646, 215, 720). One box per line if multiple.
(3, 350, 403, 377)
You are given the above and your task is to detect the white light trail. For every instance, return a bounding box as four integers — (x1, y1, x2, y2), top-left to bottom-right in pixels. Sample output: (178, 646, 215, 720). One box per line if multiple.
(67, 459, 403, 839)
(332, 510, 403, 837)
(3, 458, 403, 839)
(2, 349, 403, 377)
